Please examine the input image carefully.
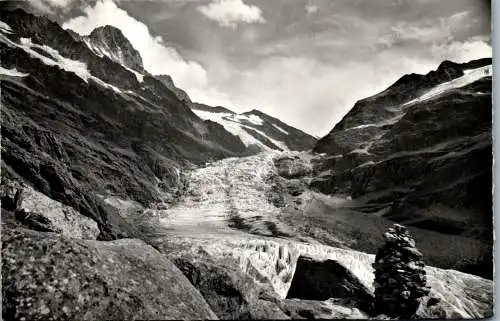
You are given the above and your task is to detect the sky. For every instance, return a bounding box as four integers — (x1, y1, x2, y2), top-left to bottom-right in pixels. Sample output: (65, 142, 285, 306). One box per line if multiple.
(26, 0, 491, 136)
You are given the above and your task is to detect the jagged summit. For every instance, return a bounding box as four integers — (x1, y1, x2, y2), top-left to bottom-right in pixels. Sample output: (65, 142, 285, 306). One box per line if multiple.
(84, 25, 144, 72)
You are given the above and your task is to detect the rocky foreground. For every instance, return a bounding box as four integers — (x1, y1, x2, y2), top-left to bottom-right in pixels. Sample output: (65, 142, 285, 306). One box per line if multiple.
(2, 152, 493, 320)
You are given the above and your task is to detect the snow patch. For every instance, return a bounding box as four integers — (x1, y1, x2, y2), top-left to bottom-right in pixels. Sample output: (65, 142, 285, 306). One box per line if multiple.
(0, 20, 12, 34)
(19, 37, 91, 81)
(193, 109, 284, 150)
(0, 35, 123, 93)
(344, 115, 404, 132)
(123, 65, 144, 82)
(273, 124, 289, 135)
(405, 65, 492, 105)
(241, 125, 289, 151)
(0, 66, 28, 77)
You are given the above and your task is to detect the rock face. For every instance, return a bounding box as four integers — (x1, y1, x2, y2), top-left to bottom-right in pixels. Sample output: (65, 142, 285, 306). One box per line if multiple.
(192, 104, 317, 152)
(372, 224, 430, 318)
(0, 8, 252, 239)
(2, 227, 218, 320)
(156, 74, 192, 105)
(84, 25, 144, 72)
(311, 59, 492, 278)
(274, 155, 312, 179)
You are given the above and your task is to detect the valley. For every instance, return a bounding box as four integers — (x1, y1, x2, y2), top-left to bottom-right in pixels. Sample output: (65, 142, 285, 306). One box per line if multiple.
(0, 5, 494, 320)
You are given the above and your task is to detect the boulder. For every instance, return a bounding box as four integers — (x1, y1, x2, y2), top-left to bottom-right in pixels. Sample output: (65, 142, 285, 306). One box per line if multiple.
(172, 251, 288, 319)
(1, 180, 99, 239)
(2, 227, 217, 320)
(286, 256, 374, 312)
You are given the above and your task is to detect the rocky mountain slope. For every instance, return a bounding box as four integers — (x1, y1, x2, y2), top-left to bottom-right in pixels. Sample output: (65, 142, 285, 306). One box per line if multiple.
(0, 8, 262, 239)
(192, 103, 317, 152)
(82, 25, 145, 73)
(311, 59, 492, 277)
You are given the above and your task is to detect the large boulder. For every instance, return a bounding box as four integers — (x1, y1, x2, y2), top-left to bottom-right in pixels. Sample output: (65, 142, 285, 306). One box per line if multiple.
(1, 180, 99, 239)
(287, 256, 374, 312)
(172, 250, 288, 319)
(2, 227, 217, 320)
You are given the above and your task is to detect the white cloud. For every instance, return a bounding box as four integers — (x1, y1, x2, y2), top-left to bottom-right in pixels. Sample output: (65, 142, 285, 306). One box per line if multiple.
(211, 35, 491, 136)
(197, 0, 265, 29)
(305, 4, 318, 15)
(63, 0, 230, 106)
(29, 0, 76, 14)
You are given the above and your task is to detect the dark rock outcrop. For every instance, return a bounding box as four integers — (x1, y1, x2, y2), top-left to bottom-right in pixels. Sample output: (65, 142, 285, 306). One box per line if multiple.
(310, 58, 492, 278)
(274, 156, 312, 179)
(2, 227, 217, 320)
(286, 256, 374, 312)
(156, 74, 192, 105)
(84, 25, 144, 72)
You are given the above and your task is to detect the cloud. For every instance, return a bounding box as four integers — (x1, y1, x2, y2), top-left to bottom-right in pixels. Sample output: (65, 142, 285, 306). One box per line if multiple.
(210, 34, 491, 136)
(62, 0, 231, 106)
(29, 0, 76, 14)
(197, 0, 265, 28)
(305, 4, 318, 14)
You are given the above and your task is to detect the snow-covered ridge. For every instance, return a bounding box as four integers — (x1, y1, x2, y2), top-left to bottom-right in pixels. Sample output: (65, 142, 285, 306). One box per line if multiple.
(0, 34, 123, 93)
(193, 109, 289, 151)
(405, 64, 492, 106)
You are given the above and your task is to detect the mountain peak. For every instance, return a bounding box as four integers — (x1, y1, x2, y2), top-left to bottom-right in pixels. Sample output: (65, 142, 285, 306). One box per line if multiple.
(84, 25, 144, 72)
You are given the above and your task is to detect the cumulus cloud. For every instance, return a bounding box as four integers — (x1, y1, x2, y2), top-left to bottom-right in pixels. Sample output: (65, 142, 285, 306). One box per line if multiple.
(197, 0, 265, 28)
(63, 0, 231, 106)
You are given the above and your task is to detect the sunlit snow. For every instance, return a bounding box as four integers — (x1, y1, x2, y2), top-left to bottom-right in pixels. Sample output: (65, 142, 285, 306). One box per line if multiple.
(273, 124, 289, 135)
(0, 20, 12, 34)
(0, 34, 123, 93)
(405, 65, 492, 105)
(193, 109, 288, 150)
(0, 66, 28, 77)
